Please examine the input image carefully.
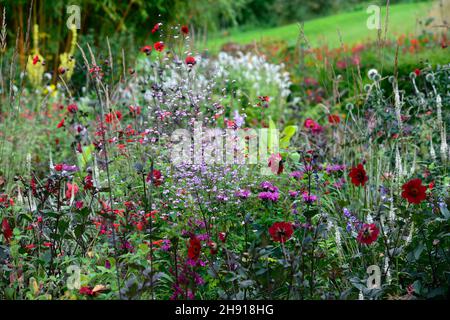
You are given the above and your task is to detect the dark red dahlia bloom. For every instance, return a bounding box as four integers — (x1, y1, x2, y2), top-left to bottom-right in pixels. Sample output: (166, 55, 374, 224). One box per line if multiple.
(1, 218, 12, 243)
(154, 41, 165, 52)
(208, 241, 218, 255)
(185, 56, 196, 66)
(269, 222, 293, 243)
(79, 286, 94, 296)
(218, 232, 227, 243)
(401, 178, 427, 204)
(146, 169, 163, 186)
(140, 45, 152, 55)
(181, 25, 189, 35)
(328, 114, 340, 124)
(348, 163, 368, 187)
(188, 236, 201, 260)
(357, 223, 379, 245)
(67, 104, 78, 113)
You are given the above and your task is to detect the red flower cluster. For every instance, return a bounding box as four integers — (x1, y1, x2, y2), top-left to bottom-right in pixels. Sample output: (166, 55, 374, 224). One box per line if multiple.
(140, 45, 152, 55)
(146, 169, 163, 186)
(154, 41, 165, 52)
(304, 118, 323, 134)
(401, 178, 427, 204)
(185, 56, 196, 66)
(66, 182, 79, 200)
(57, 118, 65, 129)
(188, 236, 201, 260)
(152, 23, 161, 34)
(218, 232, 227, 243)
(181, 25, 189, 35)
(105, 110, 122, 124)
(269, 222, 293, 243)
(67, 104, 78, 113)
(1, 218, 12, 243)
(357, 223, 379, 245)
(257, 96, 270, 108)
(348, 163, 368, 187)
(84, 175, 94, 190)
(328, 114, 340, 125)
(32, 55, 40, 65)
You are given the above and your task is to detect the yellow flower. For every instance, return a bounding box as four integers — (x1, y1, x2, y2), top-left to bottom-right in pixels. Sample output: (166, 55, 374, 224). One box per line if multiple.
(26, 25, 45, 87)
(59, 27, 77, 80)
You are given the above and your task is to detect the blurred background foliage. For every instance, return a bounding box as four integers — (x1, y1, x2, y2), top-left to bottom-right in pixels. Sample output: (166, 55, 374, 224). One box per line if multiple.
(1, 0, 426, 55)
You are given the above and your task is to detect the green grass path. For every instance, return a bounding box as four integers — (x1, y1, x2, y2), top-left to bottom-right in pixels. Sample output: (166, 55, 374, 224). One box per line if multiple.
(205, 2, 432, 52)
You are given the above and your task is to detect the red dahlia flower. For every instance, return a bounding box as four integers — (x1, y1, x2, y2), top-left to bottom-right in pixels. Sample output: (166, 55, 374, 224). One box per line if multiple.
(146, 169, 163, 186)
(185, 56, 196, 66)
(67, 104, 78, 113)
(348, 163, 368, 187)
(181, 25, 189, 35)
(154, 41, 165, 52)
(357, 223, 379, 245)
(218, 232, 227, 243)
(269, 222, 293, 243)
(79, 286, 94, 296)
(140, 45, 152, 55)
(328, 114, 340, 124)
(401, 178, 427, 204)
(188, 236, 201, 260)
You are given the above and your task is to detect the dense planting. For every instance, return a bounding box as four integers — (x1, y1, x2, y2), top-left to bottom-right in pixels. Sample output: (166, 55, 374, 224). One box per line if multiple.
(0, 5, 449, 301)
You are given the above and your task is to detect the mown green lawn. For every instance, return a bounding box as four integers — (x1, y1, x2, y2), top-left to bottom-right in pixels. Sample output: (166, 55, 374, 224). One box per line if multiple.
(205, 2, 432, 52)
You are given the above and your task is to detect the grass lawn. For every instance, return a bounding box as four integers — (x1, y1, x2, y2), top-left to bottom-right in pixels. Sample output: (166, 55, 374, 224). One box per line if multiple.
(204, 2, 433, 52)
